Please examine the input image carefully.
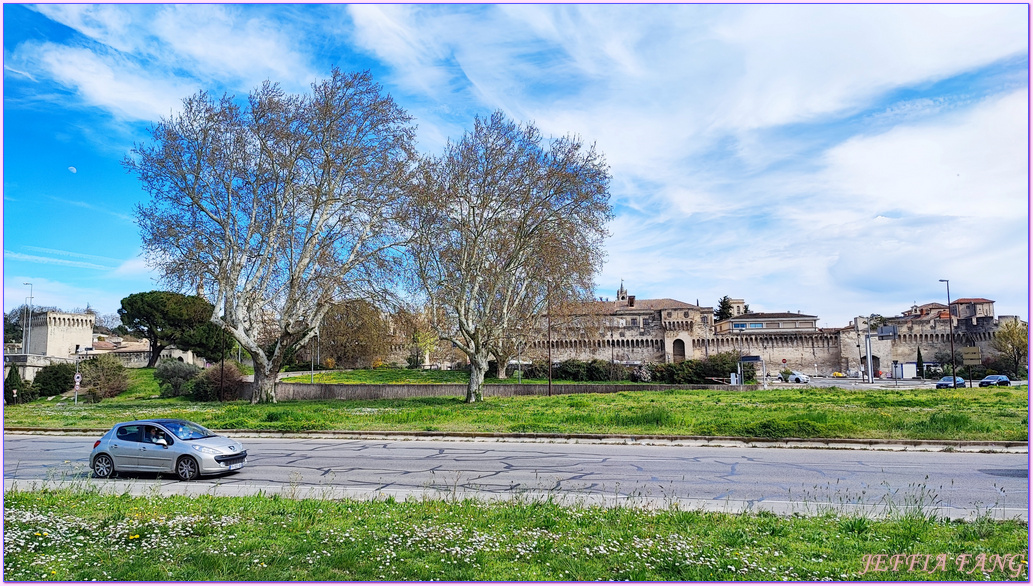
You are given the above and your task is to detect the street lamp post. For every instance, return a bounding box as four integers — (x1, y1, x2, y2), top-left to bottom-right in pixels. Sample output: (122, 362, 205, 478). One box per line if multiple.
(22, 283, 33, 355)
(939, 279, 958, 389)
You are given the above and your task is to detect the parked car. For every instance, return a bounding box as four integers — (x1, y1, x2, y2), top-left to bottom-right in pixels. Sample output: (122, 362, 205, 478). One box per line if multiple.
(935, 376, 966, 389)
(978, 375, 1011, 387)
(778, 371, 810, 383)
(91, 419, 247, 481)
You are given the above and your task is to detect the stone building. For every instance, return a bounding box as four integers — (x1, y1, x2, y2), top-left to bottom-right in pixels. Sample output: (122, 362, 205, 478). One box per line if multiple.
(839, 299, 1023, 378)
(4, 309, 204, 383)
(528, 283, 715, 364)
(525, 286, 1025, 378)
(26, 311, 95, 357)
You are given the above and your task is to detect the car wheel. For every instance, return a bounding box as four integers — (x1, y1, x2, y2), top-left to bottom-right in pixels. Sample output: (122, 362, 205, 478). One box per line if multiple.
(176, 456, 200, 481)
(93, 454, 114, 478)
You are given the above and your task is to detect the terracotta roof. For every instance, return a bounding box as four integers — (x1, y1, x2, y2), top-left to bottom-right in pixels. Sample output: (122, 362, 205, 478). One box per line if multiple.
(617, 298, 701, 312)
(92, 340, 116, 350)
(578, 298, 704, 314)
(952, 298, 994, 304)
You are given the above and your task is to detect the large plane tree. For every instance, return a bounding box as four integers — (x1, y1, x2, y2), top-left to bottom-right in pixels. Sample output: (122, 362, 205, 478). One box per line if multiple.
(128, 69, 417, 402)
(407, 112, 612, 402)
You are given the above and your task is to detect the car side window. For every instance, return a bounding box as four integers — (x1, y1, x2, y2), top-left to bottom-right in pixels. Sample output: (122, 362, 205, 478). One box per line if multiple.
(144, 425, 171, 445)
(116, 425, 142, 442)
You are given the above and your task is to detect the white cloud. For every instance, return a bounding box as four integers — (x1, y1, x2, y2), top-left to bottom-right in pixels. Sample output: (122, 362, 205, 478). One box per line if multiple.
(2, 276, 135, 317)
(14, 41, 194, 121)
(16, 5, 320, 123)
(814, 89, 1028, 222)
(711, 4, 1028, 130)
(110, 256, 154, 278)
(149, 5, 317, 91)
(3, 250, 110, 271)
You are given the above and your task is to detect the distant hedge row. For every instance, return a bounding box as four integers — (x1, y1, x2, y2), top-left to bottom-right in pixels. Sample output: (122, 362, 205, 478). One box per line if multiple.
(500, 352, 756, 384)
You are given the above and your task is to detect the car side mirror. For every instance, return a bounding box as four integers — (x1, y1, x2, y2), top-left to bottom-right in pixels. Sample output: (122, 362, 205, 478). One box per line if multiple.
(157, 438, 168, 447)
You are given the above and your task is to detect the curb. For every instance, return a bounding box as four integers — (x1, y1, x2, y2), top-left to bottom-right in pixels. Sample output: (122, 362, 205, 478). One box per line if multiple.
(4, 427, 1027, 452)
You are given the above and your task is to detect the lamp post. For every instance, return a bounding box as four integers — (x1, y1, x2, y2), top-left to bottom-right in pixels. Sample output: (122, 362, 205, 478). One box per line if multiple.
(939, 279, 958, 389)
(22, 283, 33, 355)
(546, 282, 552, 398)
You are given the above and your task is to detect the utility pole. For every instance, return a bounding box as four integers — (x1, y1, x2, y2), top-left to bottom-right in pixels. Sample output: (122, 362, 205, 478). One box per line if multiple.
(940, 279, 958, 389)
(547, 282, 552, 397)
(22, 283, 33, 355)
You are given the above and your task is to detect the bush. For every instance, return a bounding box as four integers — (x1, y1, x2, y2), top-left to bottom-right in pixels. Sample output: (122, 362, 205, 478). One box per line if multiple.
(190, 361, 246, 402)
(32, 362, 77, 397)
(155, 359, 203, 398)
(79, 353, 130, 398)
(648, 352, 755, 385)
(4, 367, 37, 404)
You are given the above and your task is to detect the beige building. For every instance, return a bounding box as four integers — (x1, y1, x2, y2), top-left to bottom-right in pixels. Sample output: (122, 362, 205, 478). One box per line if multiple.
(26, 311, 95, 357)
(528, 287, 1025, 378)
(528, 283, 715, 364)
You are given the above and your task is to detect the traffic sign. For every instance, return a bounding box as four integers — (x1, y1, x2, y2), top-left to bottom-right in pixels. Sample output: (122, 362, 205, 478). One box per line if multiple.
(782, 359, 787, 364)
(74, 373, 82, 383)
(961, 347, 981, 366)
(74, 383, 80, 391)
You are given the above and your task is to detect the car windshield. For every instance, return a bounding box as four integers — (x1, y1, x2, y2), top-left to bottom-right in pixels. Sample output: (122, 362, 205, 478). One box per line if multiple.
(160, 420, 216, 440)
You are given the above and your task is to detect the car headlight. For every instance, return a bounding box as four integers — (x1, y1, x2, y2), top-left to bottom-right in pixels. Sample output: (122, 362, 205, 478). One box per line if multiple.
(191, 445, 221, 455)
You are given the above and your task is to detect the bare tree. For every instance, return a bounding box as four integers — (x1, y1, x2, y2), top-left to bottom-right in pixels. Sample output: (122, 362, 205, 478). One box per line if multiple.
(990, 319, 1029, 377)
(128, 69, 418, 402)
(315, 299, 393, 369)
(407, 112, 612, 402)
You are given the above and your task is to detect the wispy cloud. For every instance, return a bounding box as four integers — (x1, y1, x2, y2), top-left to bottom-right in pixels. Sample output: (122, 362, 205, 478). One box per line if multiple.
(47, 195, 135, 223)
(4, 4, 1027, 324)
(4, 250, 111, 271)
(22, 246, 124, 265)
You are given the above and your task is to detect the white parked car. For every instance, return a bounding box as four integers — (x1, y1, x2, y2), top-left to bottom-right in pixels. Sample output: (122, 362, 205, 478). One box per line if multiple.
(778, 371, 810, 383)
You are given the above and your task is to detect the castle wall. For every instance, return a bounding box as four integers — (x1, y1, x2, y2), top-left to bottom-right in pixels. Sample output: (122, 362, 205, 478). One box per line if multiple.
(701, 331, 844, 373)
(26, 312, 95, 357)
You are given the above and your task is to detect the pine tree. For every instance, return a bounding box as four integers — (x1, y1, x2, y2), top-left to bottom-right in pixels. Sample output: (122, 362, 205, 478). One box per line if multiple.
(714, 296, 734, 321)
(916, 347, 924, 380)
(4, 366, 34, 404)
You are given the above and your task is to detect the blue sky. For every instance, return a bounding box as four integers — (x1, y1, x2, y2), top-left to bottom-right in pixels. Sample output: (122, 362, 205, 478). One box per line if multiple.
(3, 3, 1029, 328)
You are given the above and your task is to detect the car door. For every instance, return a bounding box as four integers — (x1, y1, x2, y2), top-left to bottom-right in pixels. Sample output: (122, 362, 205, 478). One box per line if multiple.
(137, 425, 176, 472)
(109, 425, 142, 470)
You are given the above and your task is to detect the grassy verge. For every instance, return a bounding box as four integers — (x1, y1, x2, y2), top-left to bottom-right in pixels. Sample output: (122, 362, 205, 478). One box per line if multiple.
(3, 487, 1027, 581)
(4, 369, 1027, 440)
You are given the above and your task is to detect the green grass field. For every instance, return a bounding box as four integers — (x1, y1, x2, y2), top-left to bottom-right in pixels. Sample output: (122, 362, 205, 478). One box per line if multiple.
(5, 368, 1028, 581)
(4, 368, 1027, 441)
(3, 487, 1027, 581)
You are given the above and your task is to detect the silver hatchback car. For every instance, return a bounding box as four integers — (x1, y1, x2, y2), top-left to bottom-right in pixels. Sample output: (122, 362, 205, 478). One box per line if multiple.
(90, 419, 247, 481)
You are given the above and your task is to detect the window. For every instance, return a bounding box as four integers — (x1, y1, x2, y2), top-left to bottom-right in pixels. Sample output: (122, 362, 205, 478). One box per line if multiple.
(630, 318, 638, 327)
(683, 311, 690, 318)
(701, 316, 708, 324)
(749, 323, 764, 329)
(642, 318, 650, 327)
(618, 319, 626, 327)
(732, 323, 747, 329)
(666, 311, 672, 318)
(116, 425, 142, 442)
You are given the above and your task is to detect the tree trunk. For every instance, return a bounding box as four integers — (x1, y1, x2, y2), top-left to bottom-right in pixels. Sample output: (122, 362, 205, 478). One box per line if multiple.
(251, 366, 277, 404)
(146, 342, 167, 368)
(491, 352, 511, 380)
(466, 354, 488, 403)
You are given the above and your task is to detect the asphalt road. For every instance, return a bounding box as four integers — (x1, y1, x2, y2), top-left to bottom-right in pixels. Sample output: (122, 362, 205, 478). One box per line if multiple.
(4, 434, 1027, 520)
